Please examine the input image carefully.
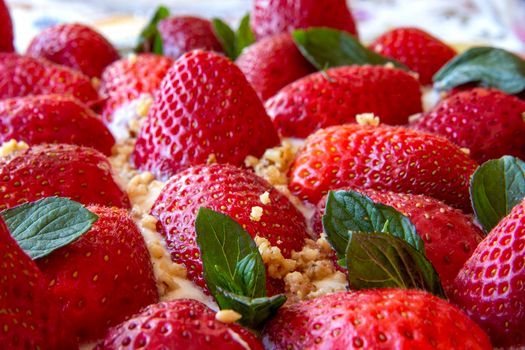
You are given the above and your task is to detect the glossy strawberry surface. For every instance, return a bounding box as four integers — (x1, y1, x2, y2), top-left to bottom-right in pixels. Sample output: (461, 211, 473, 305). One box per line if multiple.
(0, 0, 14, 52)
(266, 65, 422, 138)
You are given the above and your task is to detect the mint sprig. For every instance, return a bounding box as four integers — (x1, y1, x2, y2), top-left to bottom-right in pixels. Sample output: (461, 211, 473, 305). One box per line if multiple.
(292, 27, 407, 71)
(135, 5, 170, 54)
(433, 47, 525, 94)
(212, 14, 255, 60)
(195, 208, 286, 329)
(1, 197, 98, 259)
(470, 156, 525, 233)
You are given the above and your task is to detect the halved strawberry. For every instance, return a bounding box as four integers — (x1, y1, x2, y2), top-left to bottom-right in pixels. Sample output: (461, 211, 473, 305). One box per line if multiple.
(96, 299, 263, 350)
(150, 163, 308, 295)
(289, 124, 477, 211)
(0, 53, 99, 104)
(0, 95, 115, 155)
(0, 144, 130, 210)
(0, 0, 14, 52)
(37, 205, 159, 342)
(26, 23, 120, 78)
(262, 289, 491, 349)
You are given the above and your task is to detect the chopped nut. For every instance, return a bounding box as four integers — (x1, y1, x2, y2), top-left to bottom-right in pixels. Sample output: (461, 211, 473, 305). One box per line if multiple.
(244, 141, 298, 186)
(127, 53, 138, 64)
(0, 139, 29, 158)
(206, 153, 217, 165)
(460, 147, 471, 155)
(259, 191, 271, 205)
(255, 236, 296, 279)
(215, 309, 242, 323)
(135, 96, 153, 117)
(250, 206, 263, 222)
(356, 113, 380, 127)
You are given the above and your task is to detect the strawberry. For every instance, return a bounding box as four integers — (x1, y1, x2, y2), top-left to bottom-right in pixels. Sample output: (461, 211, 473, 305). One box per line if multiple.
(451, 197, 525, 348)
(289, 124, 478, 210)
(0, 144, 130, 210)
(262, 289, 492, 349)
(132, 50, 280, 180)
(265, 65, 422, 138)
(412, 88, 525, 163)
(251, 0, 358, 39)
(150, 163, 309, 295)
(99, 53, 174, 137)
(0, 53, 99, 105)
(312, 189, 484, 293)
(0, 219, 75, 349)
(158, 16, 223, 59)
(26, 23, 120, 78)
(0, 0, 14, 52)
(0, 95, 115, 155)
(96, 299, 263, 350)
(37, 205, 158, 342)
(236, 33, 315, 101)
(370, 27, 456, 85)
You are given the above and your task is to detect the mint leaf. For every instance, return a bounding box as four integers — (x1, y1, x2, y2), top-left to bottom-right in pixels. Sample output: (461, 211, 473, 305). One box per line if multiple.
(195, 208, 286, 328)
(346, 231, 445, 298)
(433, 47, 525, 94)
(322, 190, 424, 260)
(292, 28, 407, 71)
(1, 197, 98, 259)
(212, 14, 255, 60)
(470, 156, 525, 233)
(135, 5, 170, 54)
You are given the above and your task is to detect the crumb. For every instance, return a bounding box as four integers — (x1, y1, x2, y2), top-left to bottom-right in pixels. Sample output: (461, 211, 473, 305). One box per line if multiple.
(206, 153, 217, 165)
(259, 191, 271, 205)
(460, 147, 470, 155)
(127, 53, 138, 64)
(0, 139, 29, 158)
(250, 206, 263, 222)
(244, 141, 298, 186)
(255, 236, 297, 279)
(215, 309, 242, 323)
(135, 96, 153, 118)
(356, 113, 380, 126)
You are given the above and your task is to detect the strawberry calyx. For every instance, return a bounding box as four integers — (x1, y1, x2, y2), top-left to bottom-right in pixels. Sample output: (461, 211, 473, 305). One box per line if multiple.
(212, 14, 256, 60)
(195, 207, 286, 329)
(135, 5, 170, 54)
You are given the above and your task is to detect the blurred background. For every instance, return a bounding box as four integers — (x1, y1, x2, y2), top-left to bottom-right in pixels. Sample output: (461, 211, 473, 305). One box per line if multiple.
(6, 0, 525, 52)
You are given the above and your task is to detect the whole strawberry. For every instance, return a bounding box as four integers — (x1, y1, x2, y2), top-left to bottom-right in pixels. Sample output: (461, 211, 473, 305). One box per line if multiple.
(412, 88, 525, 163)
(158, 16, 223, 59)
(99, 54, 174, 138)
(0, 0, 14, 52)
(236, 33, 315, 101)
(96, 299, 263, 350)
(251, 0, 358, 39)
(37, 205, 158, 342)
(289, 124, 477, 210)
(451, 198, 525, 348)
(266, 65, 422, 138)
(312, 189, 484, 293)
(0, 53, 99, 104)
(27, 23, 120, 78)
(151, 163, 308, 295)
(370, 27, 456, 85)
(132, 50, 279, 180)
(262, 289, 491, 349)
(0, 144, 130, 210)
(0, 219, 74, 349)
(0, 95, 115, 155)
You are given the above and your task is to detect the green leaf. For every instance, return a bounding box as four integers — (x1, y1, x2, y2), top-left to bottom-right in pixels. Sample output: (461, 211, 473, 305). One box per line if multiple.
(292, 27, 407, 71)
(195, 208, 285, 328)
(135, 5, 170, 54)
(212, 14, 256, 60)
(433, 47, 525, 94)
(346, 231, 445, 298)
(215, 287, 286, 329)
(470, 156, 525, 233)
(322, 190, 424, 260)
(1, 197, 98, 259)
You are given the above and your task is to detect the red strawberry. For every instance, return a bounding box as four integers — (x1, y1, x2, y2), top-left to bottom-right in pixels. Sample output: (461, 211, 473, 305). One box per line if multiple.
(266, 65, 422, 138)
(132, 50, 279, 180)
(37, 205, 158, 342)
(96, 299, 263, 350)
(0, 219, 75, 349)
(451, 198, 525, 348)
(0, 95, 115, 155)
(289, 124, 477, 210)
(99, 53, 174, 137)
(370, 27, 456, 85)
(412, 88, 525, 163)
(0, 144, 130, 210)
(0, 53, 99, 104)
(27, 23, 120, 78)
(312, 189, 484, 293)
(150, 163, 309, 295)
(158, 16, 223, 59)
(262, 289, 492, 349)
(0, 0, 14, 52)
(236, 33, 315, 101)
(251, 0, 358, 39)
